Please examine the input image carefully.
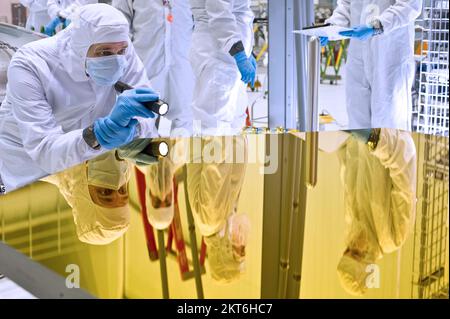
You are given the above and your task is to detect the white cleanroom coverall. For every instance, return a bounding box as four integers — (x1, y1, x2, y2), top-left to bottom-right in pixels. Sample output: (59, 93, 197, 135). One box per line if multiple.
(0, 4, 157, 192)
(189, 0, 254, 135)
(327, 0, 422, 130)
(47, 0, 97, 18)
(20, 0, 51, 31)
(113, 0, 194, 133)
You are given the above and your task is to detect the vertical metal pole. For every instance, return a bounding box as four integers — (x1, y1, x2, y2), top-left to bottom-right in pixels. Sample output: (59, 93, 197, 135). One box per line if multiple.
(293, 0, 315, 131)
(305, 37, 320, 188)
(157, 230, 169, 299)
(268, 0, 287, 128)
(306, 37, 320, 132)
(183, 166, 204, 299)
(285, 0, 296, 129)
(286, 137, 308, 298)
(261, 134, 285, 298)
(276, 135, 299, 298)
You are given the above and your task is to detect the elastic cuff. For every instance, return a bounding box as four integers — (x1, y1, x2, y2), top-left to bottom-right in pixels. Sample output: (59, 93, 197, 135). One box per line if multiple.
(83, 124, 101, 150)
(369, 19, 384, 36)
(229, 41, 245, 56)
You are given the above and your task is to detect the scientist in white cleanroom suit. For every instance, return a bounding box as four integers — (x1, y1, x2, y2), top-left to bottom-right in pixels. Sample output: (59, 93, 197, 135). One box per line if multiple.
(190, 0, 256, 135)
(47, 0, 97, 19)
(112, 0, 194, 135)
(0, 4, 159, 193)
(44, 151, 132, 245)
(323, 0, 423, 130)
(186, 136, 251, 283)
(336, 128, 417, 296)
(20, 0, 51, 32)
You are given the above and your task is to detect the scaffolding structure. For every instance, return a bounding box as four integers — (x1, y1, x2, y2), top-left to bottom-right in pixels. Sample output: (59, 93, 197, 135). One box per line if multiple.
(412, 134, 449, 298)
(413, 0, 449, 136)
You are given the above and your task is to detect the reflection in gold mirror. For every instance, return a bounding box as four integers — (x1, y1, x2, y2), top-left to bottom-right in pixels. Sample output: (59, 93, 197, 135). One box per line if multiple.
(0, 132, 448, 299)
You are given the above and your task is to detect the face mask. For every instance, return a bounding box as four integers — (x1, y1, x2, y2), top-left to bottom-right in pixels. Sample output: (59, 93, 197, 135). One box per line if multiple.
(87, 152, 130, 190)
(86, 54, 127, 86)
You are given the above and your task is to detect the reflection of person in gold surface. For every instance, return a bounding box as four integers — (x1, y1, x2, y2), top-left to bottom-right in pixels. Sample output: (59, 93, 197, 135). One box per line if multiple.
(336, 129, 417, 296)
(186, 136, 250, 284)
(43, 151, 132, 245)
(141, 156, 175, 230)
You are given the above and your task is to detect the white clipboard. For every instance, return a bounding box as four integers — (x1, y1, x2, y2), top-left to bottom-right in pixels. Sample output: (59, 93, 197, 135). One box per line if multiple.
(294, 24, 351, 41)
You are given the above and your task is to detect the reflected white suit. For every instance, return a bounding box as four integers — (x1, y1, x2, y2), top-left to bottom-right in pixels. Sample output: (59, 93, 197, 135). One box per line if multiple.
(336, 129, 417, 295)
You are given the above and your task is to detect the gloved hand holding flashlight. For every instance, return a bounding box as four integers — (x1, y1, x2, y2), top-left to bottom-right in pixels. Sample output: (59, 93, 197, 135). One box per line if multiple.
(91, 87, 159, 150)
(109, 87, 159, 127)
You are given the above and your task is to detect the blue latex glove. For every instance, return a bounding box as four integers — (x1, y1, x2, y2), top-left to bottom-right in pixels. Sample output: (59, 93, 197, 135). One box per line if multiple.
(347, 129, 372, 144)
(250, 54, 257, 71)
(319, 36, 329, 47)
(94, 117, 138, 150)
(339, 25, 375, 41)
(234, 51, 256, 87)
(109, 87, 158, 127)
(44, 17, 63, 36)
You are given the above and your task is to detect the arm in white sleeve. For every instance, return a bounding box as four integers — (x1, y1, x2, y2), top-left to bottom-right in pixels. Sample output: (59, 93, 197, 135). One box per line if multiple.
(371, 129, 417, 251)
(7, 54, 103, 175)
(377, 0, 422, 34)
(325, 0, 351, 27)
(205, 0, 243, 54)
(20, 0, 48, 12)
(119, 43, 158, 138)
(111, 0, 134, 32)
(47, 0, 63, 18)
(233, 0, 255, 49)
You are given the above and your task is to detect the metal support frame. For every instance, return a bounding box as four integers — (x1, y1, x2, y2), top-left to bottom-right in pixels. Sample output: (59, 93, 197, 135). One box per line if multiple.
(412, 134, 449, 298)
(268, 0, 314, 130)
(0, 241, 94, 299)
(263, 0, 318, 299)
(157, 230, 169, 299)
(261, 133, 309, 298)
(413, 0, 449, 136)
(183, 166, 205, 299)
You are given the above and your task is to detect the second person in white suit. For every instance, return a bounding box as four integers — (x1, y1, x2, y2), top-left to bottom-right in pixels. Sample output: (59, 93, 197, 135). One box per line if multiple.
(113, 0, 195, 135)
(189, 0, 256, 135)
(20, 0, 51, 32)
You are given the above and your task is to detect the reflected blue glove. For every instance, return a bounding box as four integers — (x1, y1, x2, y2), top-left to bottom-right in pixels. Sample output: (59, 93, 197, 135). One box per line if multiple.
(44, 17, 63, 36)
(234, 51, 256, 87)
(319, 36, 329, 47)
(109, 87, 158, 127)
(117, 138, 159, 165)
(94, 117, 138, 150)
(339, 25, 375, 40)
(347, 129, 372, 144)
